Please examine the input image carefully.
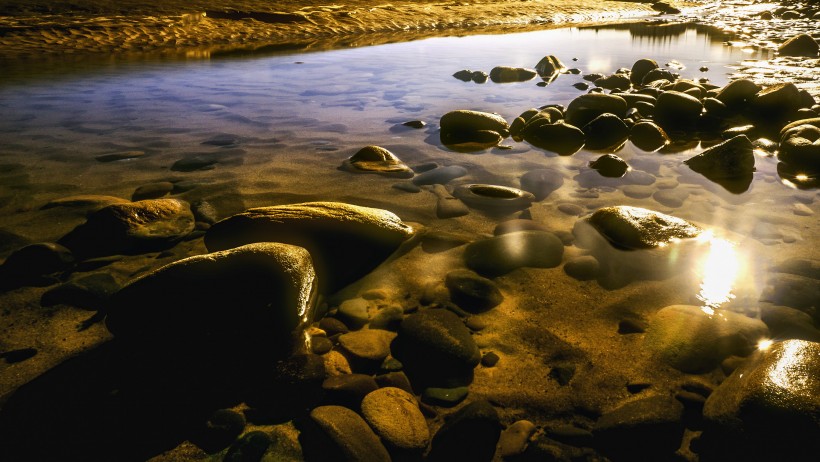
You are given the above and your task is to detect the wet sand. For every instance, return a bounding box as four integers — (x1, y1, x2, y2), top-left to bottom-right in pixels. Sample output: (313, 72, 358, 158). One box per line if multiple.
(0, 0, 694, 56)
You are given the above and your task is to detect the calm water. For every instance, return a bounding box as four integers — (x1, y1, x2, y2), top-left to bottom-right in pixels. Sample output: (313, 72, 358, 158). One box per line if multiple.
(0, 22, 815, 298)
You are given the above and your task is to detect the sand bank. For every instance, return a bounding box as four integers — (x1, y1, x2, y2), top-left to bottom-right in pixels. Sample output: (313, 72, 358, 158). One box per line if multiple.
(0, 0, 695, 57)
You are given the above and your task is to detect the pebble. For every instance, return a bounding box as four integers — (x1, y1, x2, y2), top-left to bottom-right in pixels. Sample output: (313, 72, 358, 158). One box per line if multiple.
(305, 405, 391, 462)
(445, 269, 504, 313)
(589, 154, 629, 177)
(622, 184, 654, 199)
(654, 90, 703, 127)
(319, 317, 349, 336)
(337, 298, 370, 330)
(392, 182, 421, 193)
(481, 351, 500, 367)
(557, 203, 584, 216)
(341, 145, 414, 178)
(463, 230, 564, 277)
(563, 255, 600, 281)
(361, 387, 430, 451)
(412, 165, 468, 186)
(715, 78, 761, 107)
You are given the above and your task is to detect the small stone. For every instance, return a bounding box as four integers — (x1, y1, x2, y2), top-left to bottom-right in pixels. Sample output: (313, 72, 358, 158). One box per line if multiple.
(422, 386, 469, 407)
(41, 194, 129, 211)
(481, 351, 500, 367)
(453, 70, 473, 81)
(498, 420, 537, 458)
(403, 120, 426, 128)
(589, 154, 629, 177)
(337, 298, 370, 330)
(131, 182, 174, 201)
(463, 231, 564, 277)
(557, 203, 584, 215)
(40, 272, 120, 310)
(342, 145, 413, 178)
(564, 255, 600, 281)
(361, 387, 430, 451)
(440, 110, 509, 147)
(445, 269, 503, 313)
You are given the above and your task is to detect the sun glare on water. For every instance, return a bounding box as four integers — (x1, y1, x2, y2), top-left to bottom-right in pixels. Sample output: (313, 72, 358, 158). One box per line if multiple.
(696, 231, 740, 313)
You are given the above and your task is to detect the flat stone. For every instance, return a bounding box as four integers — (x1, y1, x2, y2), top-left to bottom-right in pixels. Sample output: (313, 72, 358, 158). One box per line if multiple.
(498, 420, 537, 458)
(338, 329, 396, 362)
(422, 386, 469, 407)
(445, 269, 504, 313)
(362, 387, 430, 451)
(337, 298, 370, 330)
(489, 66, 537, 83)
(463, 231, 564, 277)
(205, 201, 414, 293)
(94, 151, 145, 162)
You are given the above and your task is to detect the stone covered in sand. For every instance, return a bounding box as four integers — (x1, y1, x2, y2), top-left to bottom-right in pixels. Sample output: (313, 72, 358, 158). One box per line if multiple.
(701, 339, 820, 461)
(304, 405, 391, 462)
(205, 201, 414, 293)
(583, 206, 701, 250)
(58, 198, 194, 258)
(106, 242, 317, 356)
(41, 194, 130, 211)
(361, 387, 430, 451)
(445, 269, 504, 313)
(644, 305, 769, 373)
(342, 145, 413, 178)
(593, 395, 684, 461)
(519, 168, 564, 200)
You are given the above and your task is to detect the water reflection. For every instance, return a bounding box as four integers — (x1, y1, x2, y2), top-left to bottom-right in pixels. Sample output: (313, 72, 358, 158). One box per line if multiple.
(696, 231, 740, 312)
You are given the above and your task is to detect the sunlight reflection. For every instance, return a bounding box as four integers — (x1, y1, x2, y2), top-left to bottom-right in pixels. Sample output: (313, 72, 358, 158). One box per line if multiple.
(758, 338, 774, 351)
(696, 231, 740, 311)
(767, 341, 811, 395)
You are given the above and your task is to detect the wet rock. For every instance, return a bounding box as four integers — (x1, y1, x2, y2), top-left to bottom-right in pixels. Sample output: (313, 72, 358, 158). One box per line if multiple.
(453, 70, 473, 81)
(131, 182, 174, 201)
(749, 82, 805, 118)
(471, 71, 488, 84)
(428, 400, 501, 462)
(589, 154, 629, 178)
(715, 78, 761, 107)
(393, 308, 480, 387)
(700, 340, 820, 461)
(58, 198, 194, 259)
(534, 55, 566, 81)
(565, 93, 628, 127)
(205, 201, 414, 293)
(563, 255, 600, 281)
(40, 272, 119, 310)
(778, 122, 820, 173)
(464, 231, 564, 277)
(523, 121, 586, 155)
(582, 113, 629, 150)
(489, 66, 537, 83)
(0, 242, 74, 287)
(412, 165, 468, 186)
(573, 82, 589, 90)
(440, 110, 509, 148)
(375, 371, 413, 393)
(361, 387, 430, 451)
(645, 305, 769, 373)
(303, 405, 391, 462)
(445, 269, 504, 313)
(630, 121, 670, 151)
(321, 374, 379, 409)
(685, 135, 755, 181)
(558, 203, 584, 216)
(195, 409, 246, 454)
(106, 242, 317, 359)
(338, 329, 396, 363)
(641, 67, 677, 85)
(337, 297, 370, 329)
(594, 74, 631, 91)
(498, 420, 537, 458)
(581, 206, 701, 250)
(760, 272, 820, 316)
(778, 33, 820, 57)
(654, 90, 703, 126)
(403, 120, 426, 129)
(369, 306, 404, 331)
(593, 395, 685, 461)
(452, 184, 534, 214)
(481, 351, 500, 367)
(422, 386, 469, 407)
(341, 145, 413, 178)
(519, 168, 564, 200)
(191, 200, 220, 224)
(703, 96, 729, 117)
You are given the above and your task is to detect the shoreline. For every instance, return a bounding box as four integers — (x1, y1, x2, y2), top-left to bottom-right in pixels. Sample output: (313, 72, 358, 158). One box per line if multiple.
(0, 0, 696, 58)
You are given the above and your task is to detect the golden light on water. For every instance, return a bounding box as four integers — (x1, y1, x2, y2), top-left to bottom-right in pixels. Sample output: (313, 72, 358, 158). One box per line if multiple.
(758, 338, 774, 351)
(795, 174, 809, 182)
(695, 231, 740, 312)
(767, 341, 812, 395)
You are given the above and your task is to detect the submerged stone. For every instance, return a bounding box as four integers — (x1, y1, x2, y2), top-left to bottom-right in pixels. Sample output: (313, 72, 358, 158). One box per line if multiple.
(341, 145, 413, 178)
(700, 339, 820, 461)
(464, 231, 564, 277)
(412, 165, 468, 186)
(445, 269, 504, 313)
(428, 400, 501, 462)
(519, 168, 564, 200)
(589, 154, 629, 178)
(451, 184, 535, 214)
(593, 395, 685, 461)
(205, 201, 414, 293)
(645, 305, 769, 373)
(583, 206, 701, 250)
(523, 121, 585, 155)
(362, 387, 430, 451)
